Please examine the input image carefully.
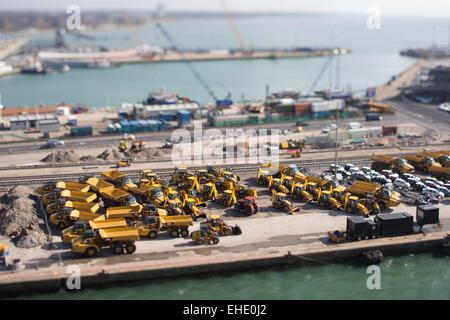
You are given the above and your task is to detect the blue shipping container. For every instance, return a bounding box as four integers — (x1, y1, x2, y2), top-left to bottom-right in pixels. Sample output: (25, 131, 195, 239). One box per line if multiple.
(366, 113, 382, 121)
(70, 126, 93, 137)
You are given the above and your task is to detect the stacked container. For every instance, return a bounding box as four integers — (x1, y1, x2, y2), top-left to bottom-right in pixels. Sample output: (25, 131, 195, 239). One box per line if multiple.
(294, 102, 311, 116)
(177, 110, 191, 128)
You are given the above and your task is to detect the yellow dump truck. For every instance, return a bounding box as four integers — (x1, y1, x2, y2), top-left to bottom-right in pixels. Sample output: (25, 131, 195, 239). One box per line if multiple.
(62, 218, 128, 243)
(100, 187, 135, 205)
(86, 177, 115, 193)
(404, 155, 442, 173)
(430, 166, 450, 181)
(38, 181, 90, 196)
(371, 155, 415, 174)
(71, 227, 140, 257)
(101, 170, 127, 185)
(42, 189, 97, 205)
(134, 215, 193, 239)
(46, 199, 99, 215)
(418, 152, 450, 168)
(103, 205, 143, 220)
(345, 181, 400, 211)
(49, 208, 101, 229)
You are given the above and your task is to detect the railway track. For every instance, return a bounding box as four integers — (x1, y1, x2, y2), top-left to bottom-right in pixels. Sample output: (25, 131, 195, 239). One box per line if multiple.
(0, 154, 381, 187)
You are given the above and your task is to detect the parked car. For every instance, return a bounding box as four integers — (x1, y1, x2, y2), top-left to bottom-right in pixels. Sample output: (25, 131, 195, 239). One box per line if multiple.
(40, 139, 65, 149)
(296, 121, 309, 127)
(422, 187, 444, 200)
(387, 173, 399, 182)
(424, 181, 440, 189)
(435, 185, 450, 197)
(344, 164, 355, 171)
(372, 176, 391, 185)
(348, 167, 361, 174)
(354, 172, 371, 182)
(415, 182, 427, 192)
(401, 173, 415, 180)
(405, 177, 421, 187)
(424, 178, 444, 186)
(360, 167, 372, 174)
(380, 170, 393, 177)
(393, 178, 410, 189)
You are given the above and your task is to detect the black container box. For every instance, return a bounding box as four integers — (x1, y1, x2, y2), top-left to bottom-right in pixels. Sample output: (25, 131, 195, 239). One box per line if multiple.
(346, 216, 370, 240)
(375, 212, 413, 236)
(416, 205, 439, 226)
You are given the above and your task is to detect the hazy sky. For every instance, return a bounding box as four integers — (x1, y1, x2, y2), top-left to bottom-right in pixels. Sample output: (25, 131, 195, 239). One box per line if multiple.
(2, 0, 450, 17)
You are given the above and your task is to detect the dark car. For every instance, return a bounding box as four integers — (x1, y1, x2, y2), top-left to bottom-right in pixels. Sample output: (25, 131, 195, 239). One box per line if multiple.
(296, 121, 309, 127)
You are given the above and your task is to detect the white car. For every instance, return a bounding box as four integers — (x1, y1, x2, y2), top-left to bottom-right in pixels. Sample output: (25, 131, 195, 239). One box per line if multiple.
(422, 187, 444, 199)
(393, 178, 410, 189)
(47, 139, 64, 146)
(438, 102, 450, 112)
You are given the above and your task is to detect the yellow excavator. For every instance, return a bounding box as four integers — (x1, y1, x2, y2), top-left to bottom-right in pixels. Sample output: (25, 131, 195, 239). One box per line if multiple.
(199, 182, 218, 202)
(217, 189, 237, 207)
(342, 194, 370, 217)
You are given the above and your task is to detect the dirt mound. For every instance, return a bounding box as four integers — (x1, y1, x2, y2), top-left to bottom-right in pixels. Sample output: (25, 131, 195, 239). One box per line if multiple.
(97, 148, 123, 161)
(41, 150, 82, 163)
(0, 187, 46, 247)
(132, 147, 171, 160)
(79, 155, 97, 162)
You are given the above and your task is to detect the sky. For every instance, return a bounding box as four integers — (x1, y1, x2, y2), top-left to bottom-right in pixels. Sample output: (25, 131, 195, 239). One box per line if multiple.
(2, 0, 450, 17)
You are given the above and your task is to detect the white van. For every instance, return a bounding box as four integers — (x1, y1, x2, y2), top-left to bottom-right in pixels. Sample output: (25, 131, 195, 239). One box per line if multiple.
(347, 122, 362, 130)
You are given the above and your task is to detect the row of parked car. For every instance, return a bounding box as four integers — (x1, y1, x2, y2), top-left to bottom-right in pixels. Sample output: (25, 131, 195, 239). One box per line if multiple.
(323, 164, 449, 201)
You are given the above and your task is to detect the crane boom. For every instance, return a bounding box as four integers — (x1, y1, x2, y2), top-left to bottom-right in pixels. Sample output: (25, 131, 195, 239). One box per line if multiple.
(155, 23, 232, 107)
(220, 0, 247, 53)
(306, 55, 334, 96)
(122, 11, 145, 55)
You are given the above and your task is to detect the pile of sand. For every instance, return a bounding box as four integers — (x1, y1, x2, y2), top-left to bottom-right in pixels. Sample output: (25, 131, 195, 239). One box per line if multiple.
(131, 147, 171, 160)
(41, 150, 82, 163)
(97, 148, 123, 161)
(79, 155, 97, 162)
(0, 186, 48, 248)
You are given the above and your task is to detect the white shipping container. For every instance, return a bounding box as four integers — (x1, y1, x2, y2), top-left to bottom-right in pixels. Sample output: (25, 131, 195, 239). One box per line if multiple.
(56, 107, 70, 116)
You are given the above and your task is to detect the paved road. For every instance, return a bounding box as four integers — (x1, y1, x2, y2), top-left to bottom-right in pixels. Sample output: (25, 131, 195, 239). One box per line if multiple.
(0, 114, 417, 156)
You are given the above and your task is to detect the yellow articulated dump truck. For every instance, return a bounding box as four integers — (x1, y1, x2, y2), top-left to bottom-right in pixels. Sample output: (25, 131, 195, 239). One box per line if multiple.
(430, 166, 450, 181)
(370, 155, 414, 174)
(404, 155, 442, 173)
(100, 188, 136, 206)
(46, 199, 99, 215)
(86, 177, 115, 193)
(133, 215, 193, 239)
(418, 152, 450, 168)
(71, 227, 140, 257)
(101, 170, 127, 185)
(49, 208, 101, 229)
(42, 189, 97, 205)
(38, 181, 90, 196)
(61, 218, 129, 243)
(345, 181, 400, 211)
(102, 205, 143, 220)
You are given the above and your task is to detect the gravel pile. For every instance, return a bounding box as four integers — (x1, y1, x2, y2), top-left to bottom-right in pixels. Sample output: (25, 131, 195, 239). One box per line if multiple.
(0, 186, 48, 248)
(97, 148, 123, 161)
(41, 150, 82, 163)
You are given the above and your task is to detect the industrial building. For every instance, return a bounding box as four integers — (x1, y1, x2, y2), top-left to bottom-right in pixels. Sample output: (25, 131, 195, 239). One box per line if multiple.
(8, 114, 59, 132)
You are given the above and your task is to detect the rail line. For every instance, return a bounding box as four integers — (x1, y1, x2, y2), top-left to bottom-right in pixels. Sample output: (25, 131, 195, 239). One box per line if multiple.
(0, 154, 389, 187)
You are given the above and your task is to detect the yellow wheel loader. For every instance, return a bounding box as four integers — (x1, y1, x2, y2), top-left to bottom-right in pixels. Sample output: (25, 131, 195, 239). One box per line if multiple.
(191, 223, 220, 245)
(272, 191, 301, 214)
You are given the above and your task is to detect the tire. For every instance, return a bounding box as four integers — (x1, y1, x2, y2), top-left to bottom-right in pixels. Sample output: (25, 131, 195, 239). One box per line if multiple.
(423, 167, 429, 173)
(197, 239, 205, 245)
(224, 228, 232, 236)
(125, 243, 136, 254)
(246, 208, 253, 216)
(85, 247, 98, 257)
(113, 244, 124, 255)
(148, 230, 158, 239)
(171, 230, 179, 238)
(283, 206, 290, 213)
(58, 222, 66, 229)
(180, 229, 189, 237)
(234, 205, 239, 212)
(212, 237, 220, 244)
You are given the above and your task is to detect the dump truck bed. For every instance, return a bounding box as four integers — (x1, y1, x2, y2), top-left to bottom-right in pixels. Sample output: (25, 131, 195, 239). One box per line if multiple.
(99, 227, 140, 241)
(86, 177, 115, 193)
(69, 210, 102, 222)
(160, 215, 193, 227)
(101, 170, 126, 183)
(346, 181, 380, 195)
(60, 190, 97, 203)
(65, 201, 100, 213)
(105, 205, 143, 219)
(370, 154, 394, 163)
(100, 188, 130, 202)
(55, 182, 90, 193)
(89, 218, 128, 230)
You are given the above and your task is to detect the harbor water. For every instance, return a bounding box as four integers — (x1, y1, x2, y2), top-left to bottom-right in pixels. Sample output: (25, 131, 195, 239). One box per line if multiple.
(2, 14, 449, 299)
(17, 253, 450, 299)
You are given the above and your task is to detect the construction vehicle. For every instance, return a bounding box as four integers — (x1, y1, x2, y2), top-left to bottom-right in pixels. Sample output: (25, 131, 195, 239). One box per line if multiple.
(217, 189, 237, 207)
(100, 188, 134, 206)
(46, 199, 99, 215)
(195, 169, 211, 184)
(71, 227, 140, 257)
(139, 169, 160, 184)
(429, 166, 450, 181)
(134, 215, 193, 239)
(183, 197, 206, 221)
(49, 208, 101, 229)
(171, 167, 191, 186)
(346, 181, 400, 210)
(342, 194, 370, 217)
(199, 182, 218, 201)
(290, 182, 314, 203)
(219, 170, 239, 190)
(118, 135, 146, 153)
(85, 177, 115, 193)
(117, 176, 138, 192)
(0, 245, 9, 269)
(166, 199, 185, 216)
(279, 139, 305, 150)
(61, 219, 128, 243)
(317, 190, 342, 210)
(183, 176, 200, 191)
(234, 184, 257, 199)
(257, 166, 272, 185)
(267, 177, 290, 194)
(165, 190, 183, 207)
(206, 215, 241, 236)
(101, 170, 127, 185)
(416, 152, 450, 168)
(271, 191, 301, 214)
(42, 189, 97, 205)
(37, 181, 90, 196)
(363, 101, 394, 114)
(103, 205, 143, 220)
(371, 155, 415, 174)
(404, 155, 442, 173)
(327, 230, 346, 243)
(116, 158, 133, 168)
(278, 164, 306, 181)
(233, 196, 258, 216)
(291, 149, 302, 158)
(141, 203, 168, 217)
(191, 223, 220, 245)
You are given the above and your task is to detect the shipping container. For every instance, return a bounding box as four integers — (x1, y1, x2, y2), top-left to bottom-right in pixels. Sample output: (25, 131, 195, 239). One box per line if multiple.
(294, 102, 311, 116)
(382, 126, 397, 136)
(416, 205, 439, 226)
(312, 111, 330, 119)
(346, 217, 370, 240)
(107, 124, 116, 134)
(375, 212, 413, 236)
(119, 121, 131, 133)
(70, 126, 93, 137)
(274, 104, 295, 114)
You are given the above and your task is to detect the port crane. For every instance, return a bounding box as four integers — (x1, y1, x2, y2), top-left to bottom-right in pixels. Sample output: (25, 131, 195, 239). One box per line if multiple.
(305, 54, 334, 96)
(155, 23, 233, 107)
(220, 0, 251, 55)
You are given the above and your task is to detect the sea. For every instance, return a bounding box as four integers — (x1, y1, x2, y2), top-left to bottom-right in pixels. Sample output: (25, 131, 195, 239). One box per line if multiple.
(2, 13, 449, 299)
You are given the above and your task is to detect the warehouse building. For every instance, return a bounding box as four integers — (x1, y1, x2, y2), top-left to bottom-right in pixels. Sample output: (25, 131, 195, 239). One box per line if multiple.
(8, 114, 59, 131)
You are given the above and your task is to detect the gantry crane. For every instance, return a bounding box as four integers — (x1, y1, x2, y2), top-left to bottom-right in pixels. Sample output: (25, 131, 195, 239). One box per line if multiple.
(155, 23, 233, 107)
(220, 0, 252, 55)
